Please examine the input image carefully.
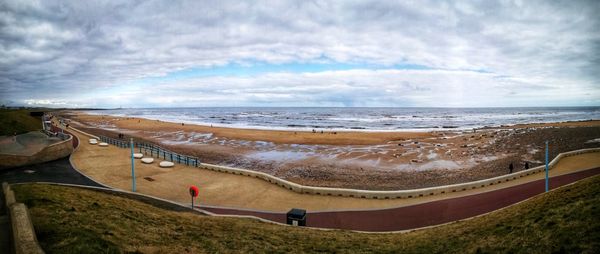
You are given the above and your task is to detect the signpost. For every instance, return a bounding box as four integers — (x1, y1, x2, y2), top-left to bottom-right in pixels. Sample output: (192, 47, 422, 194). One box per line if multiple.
(131, 138, 136, 192)
(189, 185, 199, 209)
(545, 140, 549, 192)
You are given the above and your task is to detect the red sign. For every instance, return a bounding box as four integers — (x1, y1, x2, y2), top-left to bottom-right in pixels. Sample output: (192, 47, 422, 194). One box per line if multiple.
(189, 185, 199, 198)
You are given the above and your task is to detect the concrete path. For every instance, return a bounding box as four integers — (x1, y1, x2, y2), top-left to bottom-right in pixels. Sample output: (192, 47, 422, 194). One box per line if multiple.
(0, 130, 95, 253)
(60, 124, 600, 231)
(48, 125, 79, 148)
(0, 126, 94, 186)
(66, 126, 600, 212)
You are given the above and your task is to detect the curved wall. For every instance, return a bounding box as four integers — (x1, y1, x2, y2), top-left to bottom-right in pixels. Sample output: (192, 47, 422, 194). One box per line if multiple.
(198, 148, 600, 199)
(67, 125, 599, 200)
(0, 134, 74, 170)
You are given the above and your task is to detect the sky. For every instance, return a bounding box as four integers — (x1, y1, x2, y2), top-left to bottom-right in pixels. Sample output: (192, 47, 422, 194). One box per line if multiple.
(1, 0, 599, 108)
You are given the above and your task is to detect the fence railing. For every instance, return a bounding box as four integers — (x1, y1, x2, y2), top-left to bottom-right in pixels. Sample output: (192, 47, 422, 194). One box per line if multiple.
(98, 135, 129, 148)
(75, 129, 600, 200)
(43, 129, 70, 141)
(97, 135, 201, 167)
(137, 143, 201, 167)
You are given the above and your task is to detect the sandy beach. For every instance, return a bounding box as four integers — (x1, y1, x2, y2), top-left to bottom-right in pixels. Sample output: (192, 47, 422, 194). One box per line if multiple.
(59, 111, 600, 190)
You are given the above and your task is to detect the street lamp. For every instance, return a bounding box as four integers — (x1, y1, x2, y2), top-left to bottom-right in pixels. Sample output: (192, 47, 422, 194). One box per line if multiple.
(131, 138, 136, 192)
(545, 140, 549, 192)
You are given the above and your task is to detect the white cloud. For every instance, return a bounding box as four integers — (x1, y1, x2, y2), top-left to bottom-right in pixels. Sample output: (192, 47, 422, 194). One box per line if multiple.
(60, 69, 596, 108)
(0, 0, 599, 107)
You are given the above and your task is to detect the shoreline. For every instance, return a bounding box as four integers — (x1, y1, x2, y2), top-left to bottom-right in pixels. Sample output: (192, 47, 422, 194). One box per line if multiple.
(58, 111, 600, 190)
(79, 109, 600, 134)
(80, 111, 472, 133)
(63, 111, 435, 146)
(63, 110, 600, 145)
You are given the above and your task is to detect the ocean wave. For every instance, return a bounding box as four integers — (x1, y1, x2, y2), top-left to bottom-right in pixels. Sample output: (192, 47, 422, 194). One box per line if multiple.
(87, 107, 600, 132)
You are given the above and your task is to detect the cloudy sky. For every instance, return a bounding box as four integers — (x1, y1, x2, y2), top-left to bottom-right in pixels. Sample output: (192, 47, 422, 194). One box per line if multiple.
(1, 0, 599, 108)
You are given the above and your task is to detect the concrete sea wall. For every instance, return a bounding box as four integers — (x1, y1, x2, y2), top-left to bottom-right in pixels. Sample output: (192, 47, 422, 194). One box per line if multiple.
(68, 125, 599, 200)
(198, 148, 600, 200)
(0, 133, 74, 170)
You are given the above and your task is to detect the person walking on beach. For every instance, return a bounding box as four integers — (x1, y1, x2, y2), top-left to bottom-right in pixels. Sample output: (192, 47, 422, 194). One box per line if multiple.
(509, 162, 514, 174)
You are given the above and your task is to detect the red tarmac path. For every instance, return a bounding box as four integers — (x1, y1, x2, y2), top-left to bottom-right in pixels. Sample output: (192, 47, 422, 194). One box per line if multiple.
(201, 167, 600, 232)
(49, 125, 79, 148)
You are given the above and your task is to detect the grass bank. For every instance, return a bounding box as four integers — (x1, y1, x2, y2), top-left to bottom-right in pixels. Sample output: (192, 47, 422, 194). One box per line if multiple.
(0, 109, 43, 136)
(13, 176, 600, 253)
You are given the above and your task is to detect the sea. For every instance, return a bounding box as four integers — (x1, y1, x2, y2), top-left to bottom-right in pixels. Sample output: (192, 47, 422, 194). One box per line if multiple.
(86, 107, 600, 132)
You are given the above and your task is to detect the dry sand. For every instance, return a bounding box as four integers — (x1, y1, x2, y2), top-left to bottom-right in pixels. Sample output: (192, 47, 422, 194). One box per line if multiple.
(60, 111, 600, 189)
(68, 127, 600, 212)
(65, 112, 435, 145)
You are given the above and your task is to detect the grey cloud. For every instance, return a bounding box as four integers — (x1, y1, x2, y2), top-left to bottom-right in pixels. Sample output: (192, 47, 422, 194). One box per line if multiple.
(125, 69, 580, 107)
(0, 0, 599, 107)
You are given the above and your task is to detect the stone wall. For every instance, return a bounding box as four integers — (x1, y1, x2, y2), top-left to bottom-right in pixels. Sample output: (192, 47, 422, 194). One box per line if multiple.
(3, 182, 44, 254)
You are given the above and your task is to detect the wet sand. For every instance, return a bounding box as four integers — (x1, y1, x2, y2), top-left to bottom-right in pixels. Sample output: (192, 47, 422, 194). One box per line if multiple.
(64, 112, 436, 145)
(67, 125, 600, 212)
(59, 111, 600, 190)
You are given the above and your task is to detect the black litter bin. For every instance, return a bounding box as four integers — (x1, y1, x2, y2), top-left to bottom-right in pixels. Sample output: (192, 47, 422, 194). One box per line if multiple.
(286, 208, 307, 226)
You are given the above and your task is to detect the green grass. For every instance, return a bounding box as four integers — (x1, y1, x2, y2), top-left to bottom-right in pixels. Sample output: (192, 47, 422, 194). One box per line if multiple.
(0, 109, 43, 136)
(13, 176, 600, 253)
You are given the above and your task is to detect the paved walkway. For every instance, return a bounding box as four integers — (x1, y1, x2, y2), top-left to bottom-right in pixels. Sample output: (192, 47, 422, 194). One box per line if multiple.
(59, 125, 600, 231)
(0, 128, 97, 187)
(204, 167, 600, 231)
(0, 157, 102, 187)
(67, 127, 600, 212)
(0, 130, 93, 252)
(48, 125, 79, 148)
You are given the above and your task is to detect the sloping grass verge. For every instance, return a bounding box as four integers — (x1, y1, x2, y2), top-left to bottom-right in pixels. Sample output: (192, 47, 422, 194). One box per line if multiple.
(13, 176, 600, 253)
(0, 109, 42, 136)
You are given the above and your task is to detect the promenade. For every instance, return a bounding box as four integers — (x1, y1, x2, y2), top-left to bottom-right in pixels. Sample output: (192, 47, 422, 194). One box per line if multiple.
(67, 128, 600, 209)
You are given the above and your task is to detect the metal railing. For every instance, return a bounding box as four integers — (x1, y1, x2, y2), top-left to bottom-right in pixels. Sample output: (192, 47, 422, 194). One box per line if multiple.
(97, 135, 201, 167)
(137, 143, 201, 167)
(43, 129, 70, 141)
(98, 136, 129, 148)
(56, 132, 70, 140)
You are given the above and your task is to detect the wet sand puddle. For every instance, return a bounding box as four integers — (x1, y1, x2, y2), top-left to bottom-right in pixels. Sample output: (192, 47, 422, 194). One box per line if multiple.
(84, 120, 534, 172)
